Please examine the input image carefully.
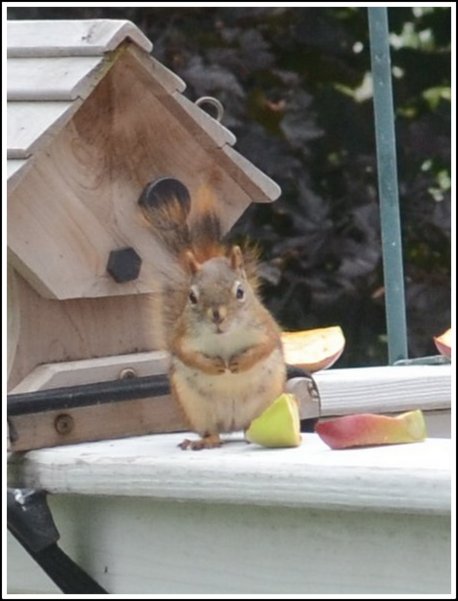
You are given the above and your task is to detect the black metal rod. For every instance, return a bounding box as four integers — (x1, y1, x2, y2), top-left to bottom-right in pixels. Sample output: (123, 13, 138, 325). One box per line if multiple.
(42, 544, 107, 594)
(8, 366, 311, 417)
(8, 488, 107, 594)
(7, 374, 170, 416)
(11, 541, 109, 594)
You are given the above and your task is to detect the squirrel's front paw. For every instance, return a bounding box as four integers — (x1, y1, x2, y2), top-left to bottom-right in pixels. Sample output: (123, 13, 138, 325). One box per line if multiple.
(207, 355, 227, 375)
(229, 355, 242, 373)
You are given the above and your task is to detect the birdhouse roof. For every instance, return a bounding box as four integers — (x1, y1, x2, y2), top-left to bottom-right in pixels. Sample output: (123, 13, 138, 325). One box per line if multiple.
(7, 19, 280, 201)
(8, 19, 282, 303)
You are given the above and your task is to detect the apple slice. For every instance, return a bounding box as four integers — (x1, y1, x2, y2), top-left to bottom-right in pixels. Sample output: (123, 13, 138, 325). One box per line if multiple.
(434, 328, 451, 358)
(315, 410, 427, 449)
(246, 393, 302, 448)
(282, 326, 345, 372)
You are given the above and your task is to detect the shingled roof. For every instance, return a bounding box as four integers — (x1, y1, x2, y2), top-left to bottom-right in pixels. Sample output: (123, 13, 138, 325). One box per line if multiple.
(7, 19, 280, 201)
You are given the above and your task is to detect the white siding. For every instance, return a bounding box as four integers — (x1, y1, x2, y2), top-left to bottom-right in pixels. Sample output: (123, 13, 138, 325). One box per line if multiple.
(314, 364, 452, 415)
(7, 19, 152, 57)
(7, 56, 106, 101)
(8, 101, 77, 158)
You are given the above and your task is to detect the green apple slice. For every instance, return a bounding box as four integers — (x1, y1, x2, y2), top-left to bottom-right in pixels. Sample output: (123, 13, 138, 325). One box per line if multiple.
(246, 393, 302, 448)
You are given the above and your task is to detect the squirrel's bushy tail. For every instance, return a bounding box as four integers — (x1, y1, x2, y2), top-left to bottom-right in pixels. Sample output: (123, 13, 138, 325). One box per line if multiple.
(139, 178, 223, 266)
(139, 178, 228, 346)
(139, 176, 261, 324)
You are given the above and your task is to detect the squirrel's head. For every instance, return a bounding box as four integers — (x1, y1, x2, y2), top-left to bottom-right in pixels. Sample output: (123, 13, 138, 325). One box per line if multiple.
(183, 246, 254, 335)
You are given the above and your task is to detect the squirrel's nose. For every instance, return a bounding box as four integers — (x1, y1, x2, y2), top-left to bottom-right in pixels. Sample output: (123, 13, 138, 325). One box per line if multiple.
(209, 306, 227, 324)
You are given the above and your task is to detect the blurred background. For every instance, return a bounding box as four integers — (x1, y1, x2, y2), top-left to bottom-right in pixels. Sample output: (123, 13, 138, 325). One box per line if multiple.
(8, 6, 451, 366)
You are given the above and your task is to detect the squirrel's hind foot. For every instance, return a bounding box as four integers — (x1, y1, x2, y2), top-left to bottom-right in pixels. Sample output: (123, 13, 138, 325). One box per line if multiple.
(179, 434, 222, 451)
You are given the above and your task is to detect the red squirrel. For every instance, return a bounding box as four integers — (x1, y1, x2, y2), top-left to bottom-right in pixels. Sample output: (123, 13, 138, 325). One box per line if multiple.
(139, 178, 286, 449)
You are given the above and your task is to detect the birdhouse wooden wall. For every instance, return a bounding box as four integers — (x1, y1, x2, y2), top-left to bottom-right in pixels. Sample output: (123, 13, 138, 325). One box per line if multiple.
(7, 20, 280, 393)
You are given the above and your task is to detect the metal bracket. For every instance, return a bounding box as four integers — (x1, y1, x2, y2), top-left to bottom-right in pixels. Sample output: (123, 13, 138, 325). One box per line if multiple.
(7, 487, 107, 594)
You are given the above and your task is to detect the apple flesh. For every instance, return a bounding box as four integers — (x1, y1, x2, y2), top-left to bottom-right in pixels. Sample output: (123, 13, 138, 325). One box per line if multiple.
(282, 326, 345, 372)
(434, 328, 451, 358)
(315, 410, 427, 449)
(246, 393, 302, 448)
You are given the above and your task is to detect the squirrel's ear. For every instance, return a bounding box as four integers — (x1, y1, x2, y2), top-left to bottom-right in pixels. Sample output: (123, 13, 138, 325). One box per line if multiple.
(228, 245, 244, 271)
(185, 250, 201, 275)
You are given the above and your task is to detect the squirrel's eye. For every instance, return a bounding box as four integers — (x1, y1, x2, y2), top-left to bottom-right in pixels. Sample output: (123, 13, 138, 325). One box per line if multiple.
(235, 284, 245, 301)
(189, 288, 199, 304)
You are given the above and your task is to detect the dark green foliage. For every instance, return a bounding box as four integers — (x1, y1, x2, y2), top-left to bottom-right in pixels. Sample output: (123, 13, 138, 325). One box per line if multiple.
(9, 7, 451, 365)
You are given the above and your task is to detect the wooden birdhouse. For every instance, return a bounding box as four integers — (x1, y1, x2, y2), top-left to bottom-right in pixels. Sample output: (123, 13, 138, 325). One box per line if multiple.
(7, 19, 283, 450)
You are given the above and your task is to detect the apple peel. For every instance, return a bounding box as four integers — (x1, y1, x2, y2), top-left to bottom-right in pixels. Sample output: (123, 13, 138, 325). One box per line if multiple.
(434, 328, 451, 358)
(315, 410, 427, 449)
(246, 393, 302, 448)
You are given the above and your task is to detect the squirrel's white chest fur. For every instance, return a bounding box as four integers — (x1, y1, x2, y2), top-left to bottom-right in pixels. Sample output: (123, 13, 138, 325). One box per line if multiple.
(171, 325, 284, 435)
(191, 322, 260, 360)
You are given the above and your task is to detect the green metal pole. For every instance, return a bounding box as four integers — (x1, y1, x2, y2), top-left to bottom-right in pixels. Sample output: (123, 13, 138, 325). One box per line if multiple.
(368, 7, 408, 364)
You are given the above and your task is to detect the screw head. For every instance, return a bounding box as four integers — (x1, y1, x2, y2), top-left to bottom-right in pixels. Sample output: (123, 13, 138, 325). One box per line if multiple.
(54, 414, 74, 435)
(119, 367, 137, 379)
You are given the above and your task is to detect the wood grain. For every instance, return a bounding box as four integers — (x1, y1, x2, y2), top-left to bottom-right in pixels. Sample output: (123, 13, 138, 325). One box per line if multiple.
(126, 44, 185, 95)
(7, 266, 21, 380)
(10, 351, 170, 393)
(222, 144, 282, 203)
(8, 48, 253, 301)
(7, 158, 30, 192)
(7, 271, 164, 391)
(8, 396, 185, 452)
(8, 157, 123, 299)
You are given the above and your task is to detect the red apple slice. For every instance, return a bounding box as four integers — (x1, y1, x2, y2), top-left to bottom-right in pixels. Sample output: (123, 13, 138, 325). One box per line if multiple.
(315, 410, 427, 449)
(434, 328, 451, 358)
(282, 326, 345, 372)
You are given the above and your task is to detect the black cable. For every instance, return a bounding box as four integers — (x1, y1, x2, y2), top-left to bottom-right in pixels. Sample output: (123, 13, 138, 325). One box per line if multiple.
(8, 488, 107, 594)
